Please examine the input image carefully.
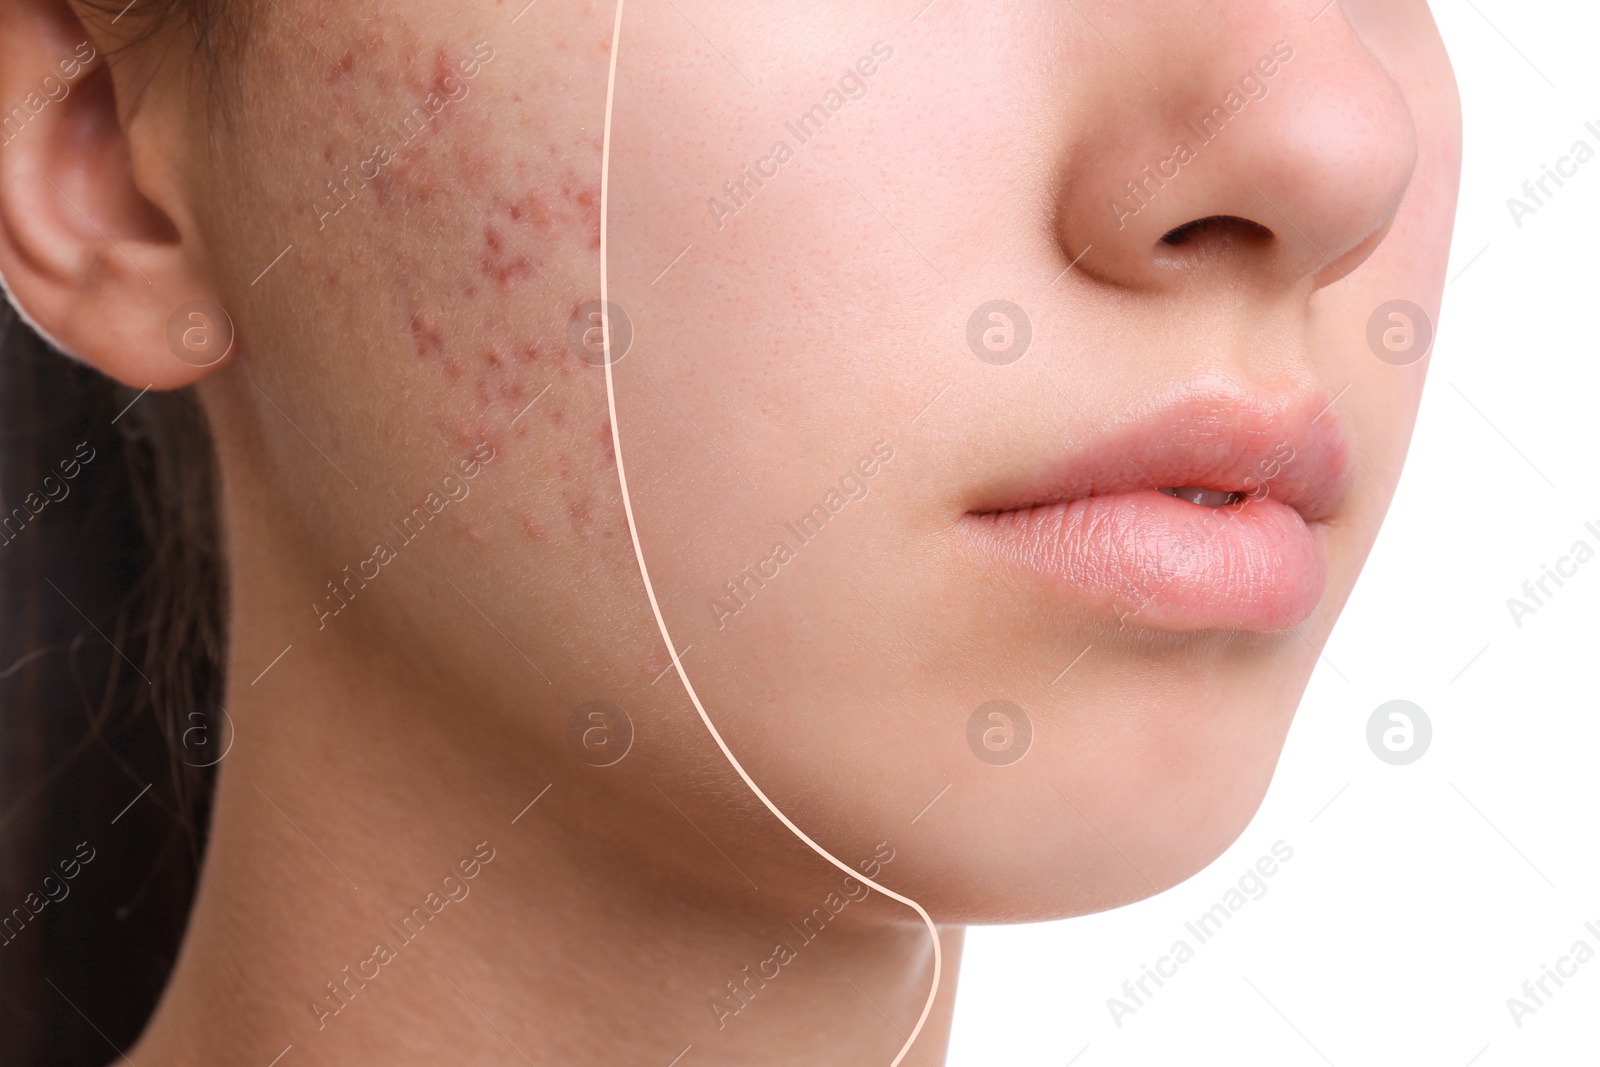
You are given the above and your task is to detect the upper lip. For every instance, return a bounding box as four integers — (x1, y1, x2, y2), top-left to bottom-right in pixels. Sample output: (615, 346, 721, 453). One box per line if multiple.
(966, 381, 1354, 523)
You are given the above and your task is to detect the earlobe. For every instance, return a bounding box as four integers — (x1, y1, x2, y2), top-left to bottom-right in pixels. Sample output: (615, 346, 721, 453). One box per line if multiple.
(0, 0, 230, 389)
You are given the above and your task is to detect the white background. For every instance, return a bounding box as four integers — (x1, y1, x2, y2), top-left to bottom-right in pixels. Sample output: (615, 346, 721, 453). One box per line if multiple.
(948, 3, 1600, 1064)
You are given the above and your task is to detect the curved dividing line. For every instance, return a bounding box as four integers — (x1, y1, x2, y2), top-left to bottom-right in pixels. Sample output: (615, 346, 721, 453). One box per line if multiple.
(596, 4, 942, 1064)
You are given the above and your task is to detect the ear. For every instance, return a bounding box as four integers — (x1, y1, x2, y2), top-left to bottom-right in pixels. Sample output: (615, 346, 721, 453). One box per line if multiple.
(0, 0, 232, 389)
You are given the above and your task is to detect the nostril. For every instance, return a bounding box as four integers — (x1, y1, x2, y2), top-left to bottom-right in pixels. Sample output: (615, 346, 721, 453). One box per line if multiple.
(1159, 215, 1274, 247)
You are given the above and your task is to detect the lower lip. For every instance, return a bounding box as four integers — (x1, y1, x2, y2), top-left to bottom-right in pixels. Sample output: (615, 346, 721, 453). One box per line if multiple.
(963, 490, 1326, 631)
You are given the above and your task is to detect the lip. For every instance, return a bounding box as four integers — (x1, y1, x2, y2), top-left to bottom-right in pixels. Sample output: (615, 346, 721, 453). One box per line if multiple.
(959, 384, 1353, 632)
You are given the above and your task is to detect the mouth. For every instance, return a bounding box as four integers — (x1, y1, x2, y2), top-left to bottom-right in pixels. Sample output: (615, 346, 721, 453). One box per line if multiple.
(959, 384, 1353, 633)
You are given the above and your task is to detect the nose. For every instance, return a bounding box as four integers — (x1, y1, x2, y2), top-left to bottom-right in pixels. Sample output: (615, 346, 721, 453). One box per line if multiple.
(1054, 7, 1418, 294)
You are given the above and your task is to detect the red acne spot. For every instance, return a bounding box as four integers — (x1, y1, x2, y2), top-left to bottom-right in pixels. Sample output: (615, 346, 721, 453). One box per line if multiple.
(568, 496, 591, 529)
(550, 409, 565, 428)
(520, 342, 542, 363)
(479, 255, 534, 287)
(507, 190, 553, 230)
(465, 524, 488, 547)
(501, 379, 528, 402)
(479, 225, 535, 286)
(428, 47, 456, 97)
(410, 311, 444, 358)
(598, 421, 615, 466)
(522, 512, 545, 542)
(573, 188, 601, 250)
(485, 344, 506, 368)
(322, 50, 355, 87)
(445, 357, 465, 380)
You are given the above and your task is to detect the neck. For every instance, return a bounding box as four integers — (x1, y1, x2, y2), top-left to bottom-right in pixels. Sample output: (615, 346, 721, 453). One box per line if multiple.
(129, 591, 962, 1065)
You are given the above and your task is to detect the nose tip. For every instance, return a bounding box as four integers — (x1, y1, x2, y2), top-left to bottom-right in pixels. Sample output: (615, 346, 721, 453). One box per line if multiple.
(1056, 25, 1418, 294)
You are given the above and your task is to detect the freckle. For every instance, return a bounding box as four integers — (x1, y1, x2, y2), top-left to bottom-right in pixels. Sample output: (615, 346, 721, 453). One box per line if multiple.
(445, 357, 465, 380)
(550, 408, 564, 427)
(598, 421, 615, 465)
(322, 145, 334, 165)
(568, 496, 591, 528)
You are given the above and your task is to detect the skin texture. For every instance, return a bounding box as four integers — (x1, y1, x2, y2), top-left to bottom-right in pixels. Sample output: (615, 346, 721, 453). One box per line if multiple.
(0, 0, 1459, 1063)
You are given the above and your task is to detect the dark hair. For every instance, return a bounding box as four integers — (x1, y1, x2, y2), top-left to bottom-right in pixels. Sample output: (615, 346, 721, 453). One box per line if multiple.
(0, 4, 234, 1060)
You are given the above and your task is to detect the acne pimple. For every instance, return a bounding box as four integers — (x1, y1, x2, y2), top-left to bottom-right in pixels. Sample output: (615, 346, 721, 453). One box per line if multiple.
(410, 312, 444, 359)
(428, 47, 455, 97)
(567, 496, 591, 528)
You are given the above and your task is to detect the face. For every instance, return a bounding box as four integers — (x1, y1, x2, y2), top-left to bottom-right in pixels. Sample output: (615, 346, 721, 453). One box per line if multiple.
(43, 0, 1461, 920)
